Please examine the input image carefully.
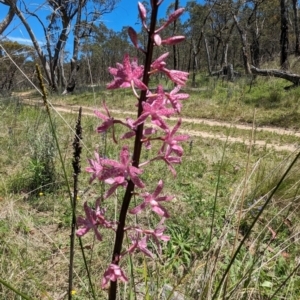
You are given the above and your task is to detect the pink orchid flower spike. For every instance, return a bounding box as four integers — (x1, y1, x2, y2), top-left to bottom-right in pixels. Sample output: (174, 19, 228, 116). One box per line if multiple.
(79, 0, 190, 294)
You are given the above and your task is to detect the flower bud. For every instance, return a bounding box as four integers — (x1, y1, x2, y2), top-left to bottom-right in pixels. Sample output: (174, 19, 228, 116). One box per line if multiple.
(156, 8, 185, 33)
(138, 2, 147, 22)
(153, 33, 162, 46)
(161, 35, 185, 45)
(128, 27, 138, 48)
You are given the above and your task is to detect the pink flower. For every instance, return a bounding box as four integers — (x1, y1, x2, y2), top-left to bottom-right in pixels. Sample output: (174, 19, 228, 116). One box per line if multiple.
(147, 226, 170, 254)
(146, 84, 189, 113)
(160, 118, 189, 157)
(130, 180, 173, 217)
(101, 146, 145, 198)
(126, 233, 154, 258)
(94, 103, 120, 143)
(151, 53, 189, 86)
(133, 86, 174, 130)
(151, 52, 169, 70)
(94, 198, 115, 228)
(166, 85, 189, 112)
(76, 200, 113, 241)
(152, 33, 162, 46)
(107, 54, 147, 90)
(165, 69, 189, 86)
(102, 264, 128, 288)
(151, 225, 170, 243)
(155, 153, 182, 176)
(86, 151, 103, 183)
(94, 103, 114, 133)
(95, 102, 132, 143)
(145, 84, 165, 105)
(139, 219, 170, 254)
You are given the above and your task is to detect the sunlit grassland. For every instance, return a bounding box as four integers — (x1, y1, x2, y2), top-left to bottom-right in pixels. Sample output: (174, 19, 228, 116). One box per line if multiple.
(1, 94, 300, 299)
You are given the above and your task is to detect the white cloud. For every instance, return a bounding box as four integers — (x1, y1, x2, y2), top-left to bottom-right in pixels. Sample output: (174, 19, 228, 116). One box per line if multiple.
(5, 36, 44, 46)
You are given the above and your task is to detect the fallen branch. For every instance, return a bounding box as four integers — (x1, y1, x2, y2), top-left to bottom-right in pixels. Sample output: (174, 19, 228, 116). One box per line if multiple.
(251, 65, 300, 88)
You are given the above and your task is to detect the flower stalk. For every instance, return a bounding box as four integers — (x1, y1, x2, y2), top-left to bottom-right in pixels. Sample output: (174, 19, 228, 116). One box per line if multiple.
(76, 1, 189, 299)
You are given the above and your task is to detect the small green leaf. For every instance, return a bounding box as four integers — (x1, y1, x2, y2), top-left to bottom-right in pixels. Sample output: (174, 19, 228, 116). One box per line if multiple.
(260, 281, 273, 288)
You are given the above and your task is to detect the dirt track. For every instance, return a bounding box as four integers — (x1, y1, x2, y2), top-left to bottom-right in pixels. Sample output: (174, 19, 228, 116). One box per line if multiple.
(22, 98, 300, 152)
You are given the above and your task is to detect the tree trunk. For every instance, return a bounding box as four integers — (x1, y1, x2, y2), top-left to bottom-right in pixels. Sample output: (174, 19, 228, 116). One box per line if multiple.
(280, 0, 289, 69)
(58, 49, 67, 90)
(172, 0, 179, 70)
(204, 35, 212, 75)
(63, 0, 83, 94)
(221, 43, 229, 66)
(292, 0, 300, 56)
(250, 29, 260, 67)
(187, 42, 192, 72)
(233, 14, 252, 74)
(220, 23, 234, 67)
(213, 38, 220, 70)
(191, 39, 198, 87)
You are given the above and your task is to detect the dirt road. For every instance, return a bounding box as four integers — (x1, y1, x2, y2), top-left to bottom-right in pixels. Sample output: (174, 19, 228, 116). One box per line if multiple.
(35, 101, 298, 153)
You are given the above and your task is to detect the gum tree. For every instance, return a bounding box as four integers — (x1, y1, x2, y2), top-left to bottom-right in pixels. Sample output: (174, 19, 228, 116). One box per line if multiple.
(2, 0, 119, 92)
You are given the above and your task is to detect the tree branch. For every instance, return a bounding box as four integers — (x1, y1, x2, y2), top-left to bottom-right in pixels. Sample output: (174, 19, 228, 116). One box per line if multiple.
(0, 5, 15, 35)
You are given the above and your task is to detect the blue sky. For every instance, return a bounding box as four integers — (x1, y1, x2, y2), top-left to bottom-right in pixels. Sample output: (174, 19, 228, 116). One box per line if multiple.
(0, 0, 195, 46)
(105, 0, 189, 31)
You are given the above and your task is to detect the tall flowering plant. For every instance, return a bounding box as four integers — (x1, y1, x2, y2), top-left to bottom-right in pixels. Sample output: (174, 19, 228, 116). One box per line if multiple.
(76, 1, 189, 298)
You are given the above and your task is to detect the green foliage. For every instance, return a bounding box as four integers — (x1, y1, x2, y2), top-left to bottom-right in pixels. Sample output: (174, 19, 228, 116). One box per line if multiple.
(8, 124, 58, 195)
(165, 224, 196, 274)
(27, 127, 57, 192)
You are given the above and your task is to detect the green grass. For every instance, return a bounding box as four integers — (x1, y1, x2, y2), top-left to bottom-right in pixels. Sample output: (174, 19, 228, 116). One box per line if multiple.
(1, 78, 300, 299)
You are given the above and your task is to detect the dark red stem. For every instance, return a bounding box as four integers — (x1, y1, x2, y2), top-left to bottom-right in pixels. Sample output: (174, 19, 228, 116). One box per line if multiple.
(108, 3, 159, 300)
